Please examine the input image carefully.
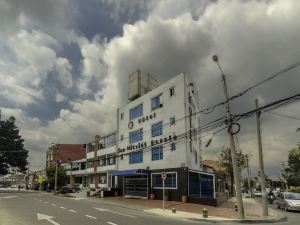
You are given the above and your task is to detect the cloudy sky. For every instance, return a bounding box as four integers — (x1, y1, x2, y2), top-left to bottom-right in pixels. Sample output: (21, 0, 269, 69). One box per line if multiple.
(0, 0, 299, 178)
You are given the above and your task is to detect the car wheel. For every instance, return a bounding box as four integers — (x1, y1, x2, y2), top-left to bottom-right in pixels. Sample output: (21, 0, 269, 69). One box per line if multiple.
(284, 205, 289, 212)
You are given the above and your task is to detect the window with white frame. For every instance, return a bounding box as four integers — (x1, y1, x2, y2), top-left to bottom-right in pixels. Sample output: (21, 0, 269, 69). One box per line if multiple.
(129, 128, 143, 143)
(129, 150, 143, 164)
(170, 87, 175, 96)
(152, 173, 177, 189)
(151, 94, 161, 110)
(130, 104, 143, 120)
(151, 146, 163, 161)
(151, 121, 162, 137)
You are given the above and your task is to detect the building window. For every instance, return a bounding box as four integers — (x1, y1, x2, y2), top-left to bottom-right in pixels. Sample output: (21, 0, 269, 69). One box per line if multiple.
(151, 121, 162, 137)
(129, 128, 143, 143)
(130, 104, 143, 120)
(152, 173, 177, 189)
(100, 173, 107, 184)
(108, 154, 115, 165)
(170, 87, 175, 96)
(171, 143, 176, 151)
(120, 112, 124, 120)
(170, 117, 175, 125)
(129, 150, 143, 164)
(151, 95, 161, 110)
(99, 156, 106, 166)
(151, 146, 163, 161)
(87, 144, 93, 153)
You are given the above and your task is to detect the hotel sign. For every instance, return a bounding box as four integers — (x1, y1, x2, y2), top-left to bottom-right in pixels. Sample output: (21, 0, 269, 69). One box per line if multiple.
(117, 134, 177, 155)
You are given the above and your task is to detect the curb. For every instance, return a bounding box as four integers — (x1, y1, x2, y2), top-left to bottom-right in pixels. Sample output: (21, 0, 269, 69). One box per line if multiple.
(187, 215, 287, 224)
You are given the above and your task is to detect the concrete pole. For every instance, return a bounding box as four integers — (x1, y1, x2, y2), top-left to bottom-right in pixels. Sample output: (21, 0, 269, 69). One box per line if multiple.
(69, 162, 73, 188)
(54, 161, 58, 191)
(221, 73, 245, 219)
(255, 99, 268, 217)
(213, 55, 244, 218)
(246, 156, 251, 197)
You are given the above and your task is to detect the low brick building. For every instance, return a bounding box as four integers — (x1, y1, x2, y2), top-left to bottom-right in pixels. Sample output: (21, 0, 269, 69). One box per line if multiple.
(46, 144, 86, 168)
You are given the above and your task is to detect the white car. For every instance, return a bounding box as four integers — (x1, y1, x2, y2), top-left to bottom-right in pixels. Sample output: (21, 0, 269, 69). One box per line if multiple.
(253, 191, 262, 197)
(275, 192, 300, 212)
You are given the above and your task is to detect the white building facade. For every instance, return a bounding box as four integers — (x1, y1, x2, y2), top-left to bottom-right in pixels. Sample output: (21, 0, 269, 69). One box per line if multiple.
(113, 73, 226, 205)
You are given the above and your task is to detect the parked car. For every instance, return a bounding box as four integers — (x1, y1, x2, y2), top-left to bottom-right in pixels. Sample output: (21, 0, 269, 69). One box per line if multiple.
(253, 191, 262, 197)
(59, 186, 73, 194)
(275, 192, 300, 212)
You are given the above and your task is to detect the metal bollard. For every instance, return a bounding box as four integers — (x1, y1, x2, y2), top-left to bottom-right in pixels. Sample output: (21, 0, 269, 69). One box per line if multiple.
(235, 204, 238, 212)
(203, 208, 208, 218)
(172, 208, 176, 213)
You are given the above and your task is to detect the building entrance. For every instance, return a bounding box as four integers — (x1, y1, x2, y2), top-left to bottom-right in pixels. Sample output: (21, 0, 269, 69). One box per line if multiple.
(124, 175, 148, 198)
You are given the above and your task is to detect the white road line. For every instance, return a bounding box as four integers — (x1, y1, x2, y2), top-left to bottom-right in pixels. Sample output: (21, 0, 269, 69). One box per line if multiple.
(107, 222, 118, 225)
(45, 202, 49, 204)
(51, 204, 56, 206)
(94, 207, 136, 219)
(110, 211, 136, 218)
(69, 209, 77, 213)
(59, 206, 66, 209)
(85, 215, 97, 220)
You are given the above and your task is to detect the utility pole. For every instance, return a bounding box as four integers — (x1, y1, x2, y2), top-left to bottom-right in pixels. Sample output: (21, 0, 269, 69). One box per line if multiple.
(213, 55, 245, 219)
(255, 99, 268, 217)
(54, 146, 58, 192)
(246, 156, 251, 197)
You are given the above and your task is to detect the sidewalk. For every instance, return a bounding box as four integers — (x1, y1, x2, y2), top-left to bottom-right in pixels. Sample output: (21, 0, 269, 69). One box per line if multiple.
(92, 196, 287, 223)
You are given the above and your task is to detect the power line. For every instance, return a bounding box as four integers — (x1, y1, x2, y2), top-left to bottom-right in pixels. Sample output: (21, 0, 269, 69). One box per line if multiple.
(201, 59, 300, 114)
(266, 111, 300, 121)
(235, 93, 300, 120)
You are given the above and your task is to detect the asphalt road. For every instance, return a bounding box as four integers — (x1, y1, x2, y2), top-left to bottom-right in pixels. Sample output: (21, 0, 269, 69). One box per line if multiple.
(0, 190, 299, 225)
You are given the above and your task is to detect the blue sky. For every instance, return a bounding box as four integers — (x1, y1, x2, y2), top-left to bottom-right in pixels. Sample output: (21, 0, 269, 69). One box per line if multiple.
(0, 0, 299, 177)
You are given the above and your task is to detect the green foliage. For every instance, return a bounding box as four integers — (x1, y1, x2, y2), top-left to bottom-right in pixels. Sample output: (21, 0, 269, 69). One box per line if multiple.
(283, 145, 300, 186)
(0, 115, 28, 175)
(218, 147, 249, 194)
(46, 165, 66, 190)
(288, 186, 300, 193)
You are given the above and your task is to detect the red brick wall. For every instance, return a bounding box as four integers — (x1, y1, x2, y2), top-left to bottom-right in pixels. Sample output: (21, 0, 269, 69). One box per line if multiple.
(47, 144, 86, 167)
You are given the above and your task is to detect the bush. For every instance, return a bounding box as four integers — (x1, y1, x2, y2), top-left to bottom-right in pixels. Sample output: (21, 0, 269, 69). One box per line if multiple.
(288, 186, 300, 193)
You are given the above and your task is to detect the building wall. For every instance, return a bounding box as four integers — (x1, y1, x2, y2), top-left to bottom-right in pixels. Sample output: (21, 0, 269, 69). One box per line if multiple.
(46, 144, 86, 168)
(117, 73, 202, 171)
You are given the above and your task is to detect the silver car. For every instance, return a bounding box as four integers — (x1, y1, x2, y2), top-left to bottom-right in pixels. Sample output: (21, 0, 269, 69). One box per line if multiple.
(275, 192, 300, 211)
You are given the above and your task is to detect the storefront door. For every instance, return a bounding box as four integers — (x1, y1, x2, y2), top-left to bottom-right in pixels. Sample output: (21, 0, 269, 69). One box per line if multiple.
(124, 175, 148, 198)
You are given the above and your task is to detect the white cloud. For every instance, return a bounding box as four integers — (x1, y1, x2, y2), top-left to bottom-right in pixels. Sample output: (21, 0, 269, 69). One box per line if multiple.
(1, 0, 300, 175)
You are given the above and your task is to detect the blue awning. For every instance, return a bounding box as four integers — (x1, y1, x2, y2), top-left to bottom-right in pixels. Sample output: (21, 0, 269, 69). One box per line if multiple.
(112, 169, 148, 176)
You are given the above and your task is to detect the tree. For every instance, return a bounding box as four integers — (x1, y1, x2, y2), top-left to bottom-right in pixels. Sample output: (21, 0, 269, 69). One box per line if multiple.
(282, 144, 300, 187)
(0, 115, 28, 175)
(218, 147, 249, 195)
(46, 165, 66, 190)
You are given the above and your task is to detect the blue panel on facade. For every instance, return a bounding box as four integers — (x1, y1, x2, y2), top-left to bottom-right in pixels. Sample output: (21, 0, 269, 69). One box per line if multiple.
(112, 169, 148, 176)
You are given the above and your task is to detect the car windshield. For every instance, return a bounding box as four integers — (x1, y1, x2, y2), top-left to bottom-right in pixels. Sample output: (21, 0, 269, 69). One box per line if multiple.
(284, 193, 300, 200)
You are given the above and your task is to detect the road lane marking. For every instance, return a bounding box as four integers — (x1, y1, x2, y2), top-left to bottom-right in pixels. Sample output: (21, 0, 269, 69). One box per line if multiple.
(0, 196, 17, 199)
(37, 213, 60, 225)
(107, 222, 118, 225)
(86, 215, 97, 220)
(45, 202, 49, 204)
(59, 206, 66, 209)
(94, 207, 136, 219)
(69, 209, 77, 213)
(51, 203, 56, 206)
